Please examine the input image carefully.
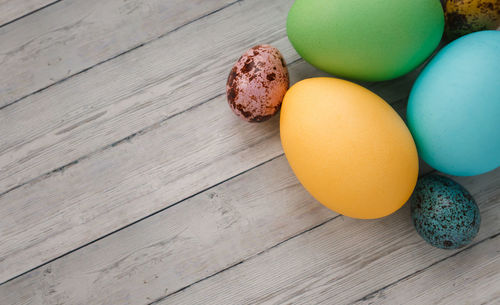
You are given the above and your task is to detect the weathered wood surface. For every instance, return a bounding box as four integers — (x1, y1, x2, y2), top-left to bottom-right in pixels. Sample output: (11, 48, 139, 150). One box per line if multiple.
(0, 0, 292, 195)
(0, 92, 285, 283)
(354, 234, 500, 305)
(0, 56, 419, 284)
(0, 0, 422, 197)
(0, 0, 420, 284)
(161, 169, 500, 305)
(0, 0, 56, 26)
(1, 0, 498, 304)
(0, 0, 236, 108)
(0, 156, 435, 305)
(0, 157, 333, 305)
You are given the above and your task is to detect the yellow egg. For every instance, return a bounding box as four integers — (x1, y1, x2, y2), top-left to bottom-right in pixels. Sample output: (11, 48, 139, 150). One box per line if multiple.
(280, 78, 419, 219)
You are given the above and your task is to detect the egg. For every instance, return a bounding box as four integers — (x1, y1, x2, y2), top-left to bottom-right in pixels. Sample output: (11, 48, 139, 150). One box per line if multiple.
(411, 174, 480, 249)
(407, 31, 500, 176)
(286, 0, 444, 81)
(280, 78, 419, 219)
(445, 0, 500, 40)
(226, 45, 289, 122)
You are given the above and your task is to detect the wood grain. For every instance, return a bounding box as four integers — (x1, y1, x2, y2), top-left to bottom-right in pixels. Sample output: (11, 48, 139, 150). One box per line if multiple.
(0, 0, 424, 197)
(0, 92, 285, 283)
(0, 157, 333, 305)
(0, 0, 420, 283)
(0, 0, 294, 195)
(0, 52, 422, 284)
(0, 141, 435, 305)
(1, 0, 497, 303)
(161, 169, 500, 305)
(0, 0, 235, 107)
(353, 235, 500, 305)
(0, 0, 56, 26)
(0, 0, 294, 282)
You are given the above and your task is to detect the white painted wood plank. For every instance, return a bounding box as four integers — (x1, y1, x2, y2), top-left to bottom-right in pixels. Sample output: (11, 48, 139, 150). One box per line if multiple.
(0, 157, 334, 305)
(0, 0, 296, 281)
(0, 91, 285, 283)
(0, 0, 430, 288)
(0, 0, 296, 195)
(0, 0, 422, 196)
(161, 169, 500, 305)
(1, 1, 493, 304)
(0, 0, 56, 26)
(0, 54, 421, 284)
(0, 0, 421, 282)
(353, 235, 500, 305)
(0, 0, 235, 107)
(0, 147, 434, 305)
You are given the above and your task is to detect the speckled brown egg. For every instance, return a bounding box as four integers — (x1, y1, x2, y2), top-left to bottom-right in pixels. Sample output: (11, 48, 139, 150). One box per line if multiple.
(226, 45, 289, 122)
(445, 0, 500, 40)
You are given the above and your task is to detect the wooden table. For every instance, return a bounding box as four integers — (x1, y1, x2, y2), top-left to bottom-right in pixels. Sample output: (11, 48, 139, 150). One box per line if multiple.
(0, 0, 498, 304)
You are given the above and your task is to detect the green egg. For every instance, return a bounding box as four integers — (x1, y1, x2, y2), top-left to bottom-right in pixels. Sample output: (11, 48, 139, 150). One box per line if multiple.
(286, 0, 445, 81)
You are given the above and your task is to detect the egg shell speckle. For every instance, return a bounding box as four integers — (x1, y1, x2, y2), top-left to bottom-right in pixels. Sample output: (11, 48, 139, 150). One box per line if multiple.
(226, 45, 289, 122)
(411, 174, 480, 249)
(445, 0, 500, 40)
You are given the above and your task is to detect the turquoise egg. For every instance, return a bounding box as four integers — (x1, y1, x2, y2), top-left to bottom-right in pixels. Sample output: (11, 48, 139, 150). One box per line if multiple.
(411, 175, 480, 249)
(407, 31, 500, 176)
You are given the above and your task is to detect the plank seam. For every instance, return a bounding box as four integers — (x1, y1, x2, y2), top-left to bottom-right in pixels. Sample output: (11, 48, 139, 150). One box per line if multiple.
(351, 231, 500, 304)
(147, 170, 447, 303)
(0, 92, 219, 199)
(148, 215, 342, 305)
(0, 57, 302, 200)
(155, 225, 500, 305)
(0, 153, 284, 286)
(0, 0, 243, 111)
(0, 0, 63, 29)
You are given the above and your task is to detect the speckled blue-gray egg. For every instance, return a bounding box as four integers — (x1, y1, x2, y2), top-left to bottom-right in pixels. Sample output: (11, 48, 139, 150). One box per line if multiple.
(410, 174, 480, 249)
